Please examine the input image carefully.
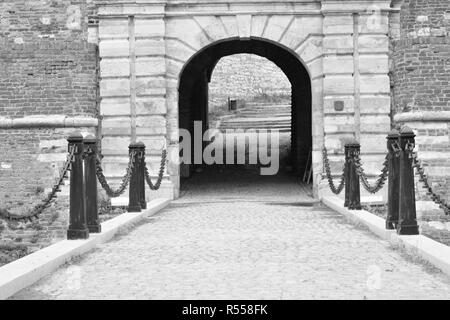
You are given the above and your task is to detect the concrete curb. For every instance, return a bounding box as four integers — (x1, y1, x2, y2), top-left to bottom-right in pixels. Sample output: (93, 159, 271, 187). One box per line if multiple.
(0, 198, 171, 300)
(321, 195, 450, 278)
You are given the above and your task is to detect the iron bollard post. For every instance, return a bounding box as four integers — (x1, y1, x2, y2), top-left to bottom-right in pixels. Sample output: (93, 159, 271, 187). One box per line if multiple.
(344, 144, 350, 207)
(84, 135, 101, 233)
(128, 143, 142, 212)
(346, 141, 362, 210)
(67, 132, 89, 240)
(386, 129, 400, 230)
(397, 126, 419, 235)
(137, 142, 146, 210)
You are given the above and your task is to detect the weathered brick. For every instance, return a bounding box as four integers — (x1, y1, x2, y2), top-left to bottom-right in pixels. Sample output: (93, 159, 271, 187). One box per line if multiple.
(0, 0, 97, 249)
(392, 0, 450, 204)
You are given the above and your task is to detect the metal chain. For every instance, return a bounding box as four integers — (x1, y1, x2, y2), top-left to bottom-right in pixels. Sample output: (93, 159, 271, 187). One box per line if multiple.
(0, 147, 76, 222)
(322, 148, 345, 195)
(95, 152, 135, 198)
(352, 152, 390, 194)
(411, 151, 450, 215)
(144, 149, 167, 190)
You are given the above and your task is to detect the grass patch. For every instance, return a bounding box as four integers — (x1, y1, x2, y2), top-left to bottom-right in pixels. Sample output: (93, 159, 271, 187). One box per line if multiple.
(99, 206, 127, 223)
(364, 203, 450, 247)
(363, 204, 387, 219)
(0, 241, 29, 267)
(420, 224, 450, 247)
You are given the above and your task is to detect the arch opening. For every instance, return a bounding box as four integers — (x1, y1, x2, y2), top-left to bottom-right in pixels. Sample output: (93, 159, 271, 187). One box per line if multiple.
(178, 38, 312, 183)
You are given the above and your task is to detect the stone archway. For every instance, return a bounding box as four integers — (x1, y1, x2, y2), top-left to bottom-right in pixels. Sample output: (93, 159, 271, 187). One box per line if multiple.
(95, 1, 393, 200)
(177, 38, 312, 182)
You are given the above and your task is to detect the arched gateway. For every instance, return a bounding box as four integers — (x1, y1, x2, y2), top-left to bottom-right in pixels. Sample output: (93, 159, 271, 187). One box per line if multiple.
(96, 0, 396, 199)
(178, 38, 312, 180)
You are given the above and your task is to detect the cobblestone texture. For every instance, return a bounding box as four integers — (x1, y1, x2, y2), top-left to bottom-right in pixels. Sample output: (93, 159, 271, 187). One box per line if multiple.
(10, 167, 450, 299)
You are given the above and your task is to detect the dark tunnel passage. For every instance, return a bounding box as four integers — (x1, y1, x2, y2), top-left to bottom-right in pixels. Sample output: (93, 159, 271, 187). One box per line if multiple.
(178, 38, 312, 179)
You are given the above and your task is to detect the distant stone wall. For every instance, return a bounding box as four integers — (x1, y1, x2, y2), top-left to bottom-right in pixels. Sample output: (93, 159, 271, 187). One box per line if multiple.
(0, 0, 97, 248)
(392, 0, 450, 207)
(208, 54, 291, 110)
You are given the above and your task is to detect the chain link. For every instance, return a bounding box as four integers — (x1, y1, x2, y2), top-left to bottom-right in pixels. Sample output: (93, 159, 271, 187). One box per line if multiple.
(411, 151, 450, 215)
(322, 148, 345, 195)
(96, 151, 135, 198)
(352, 152, 390, 194)
(144, 149, 167, 190)
(0, 147, 75, 222)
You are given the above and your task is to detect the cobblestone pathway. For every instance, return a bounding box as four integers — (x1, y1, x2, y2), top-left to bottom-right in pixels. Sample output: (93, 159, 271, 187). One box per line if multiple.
(11, 166, 450, 299)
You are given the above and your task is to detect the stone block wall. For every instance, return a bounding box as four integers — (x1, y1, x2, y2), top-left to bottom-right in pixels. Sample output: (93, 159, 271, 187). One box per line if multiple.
(208, 54, 291, 110)
(0, 1, 98, 248)
(320, 5, 392, 202)
(392, 0, 450, 207)
(97, 12, 174, 200)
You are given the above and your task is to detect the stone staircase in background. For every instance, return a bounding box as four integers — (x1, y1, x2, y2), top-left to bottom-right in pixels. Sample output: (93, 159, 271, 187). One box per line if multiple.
(217, 102, 291, 132)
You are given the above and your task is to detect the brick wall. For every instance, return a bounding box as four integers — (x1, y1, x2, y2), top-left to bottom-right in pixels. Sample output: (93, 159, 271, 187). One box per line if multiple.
(0, 0, 97, 117)
(392, 0, 450, 208)
(392, 0, 450, 114)
(208, 54, 291, 110)
(392, 38, 450, 114)
(0, 1, 97, 250)
(1, 129, 67, 257)
(0, 127, 97, 258)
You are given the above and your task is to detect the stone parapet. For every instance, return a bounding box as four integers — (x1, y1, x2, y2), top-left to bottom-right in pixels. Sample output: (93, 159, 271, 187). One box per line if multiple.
(0, 116, 99, 129)
(394, 112, 450, 123)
